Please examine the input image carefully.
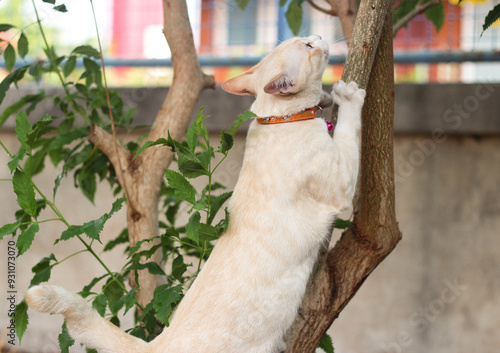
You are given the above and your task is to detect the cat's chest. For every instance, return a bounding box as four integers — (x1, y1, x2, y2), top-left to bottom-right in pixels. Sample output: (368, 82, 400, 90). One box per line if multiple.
(243, 119, 329, 170)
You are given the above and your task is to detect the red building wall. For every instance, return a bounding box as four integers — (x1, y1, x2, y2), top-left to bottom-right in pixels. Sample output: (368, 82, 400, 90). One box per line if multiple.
(112, 0, 163, 58)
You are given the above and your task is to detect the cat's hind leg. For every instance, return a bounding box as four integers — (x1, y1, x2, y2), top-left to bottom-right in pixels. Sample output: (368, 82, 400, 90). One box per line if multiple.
(26, 284, 150, 353)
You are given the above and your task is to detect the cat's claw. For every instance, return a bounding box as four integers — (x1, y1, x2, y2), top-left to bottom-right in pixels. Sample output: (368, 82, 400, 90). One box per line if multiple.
(332, 80, 366, 107)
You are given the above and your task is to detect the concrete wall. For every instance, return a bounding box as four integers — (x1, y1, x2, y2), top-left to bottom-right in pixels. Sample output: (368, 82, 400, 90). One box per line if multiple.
(1, 84, 499, 352)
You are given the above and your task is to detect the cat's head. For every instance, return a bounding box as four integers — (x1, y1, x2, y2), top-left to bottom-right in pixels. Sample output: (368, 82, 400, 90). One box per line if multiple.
(222, 35, 330, 116)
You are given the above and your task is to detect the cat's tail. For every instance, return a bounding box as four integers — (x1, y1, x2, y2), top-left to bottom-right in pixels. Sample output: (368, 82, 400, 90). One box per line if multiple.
(26, 284, 150, 353)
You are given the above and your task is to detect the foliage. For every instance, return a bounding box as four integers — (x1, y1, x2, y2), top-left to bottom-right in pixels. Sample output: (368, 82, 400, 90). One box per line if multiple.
(237, 0, 305, 35)
(318, 333, 335, 353)
(0, 1, 249, 348)
(393, 0, 445, 32)
(481, 3, 500, 35)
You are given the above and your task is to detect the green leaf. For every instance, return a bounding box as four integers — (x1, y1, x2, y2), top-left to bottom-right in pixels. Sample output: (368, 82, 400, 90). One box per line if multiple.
(103, 277, 124, 315)
(334, 218, 352, 229)
(208, 192, 232, 224)
(1, 92, 46, 129)
(28, 62, 41, 81)
(482, 4, 500, 35)
(235, 0, 251, 10)
(165, 169, 196, 204)
(4, 43, 16, 71)
(128, 261, 166, 276)
(117, 287, 137, 315)
(82, 197, 127, 242)
(8, 148, 27, 173)
(49, 127, 88, 150)
(15, 111, 33, 151)
(177, 154, 210, 178)
(24, 149, 47, 177)
(17, 223, 39, 256)
(17, 32, 29, 58)
(171, 255, 189, 281)
(392, 0, 419, 27)
(153, 285, 183, 326)
(279, 0, 288, 6)
(318, 333, 334, 353)
(186, 120, 198, 152)
(127, 237, 159, 257)
(198, 223, 218, 241)
(54, 4, 68, 12)
(0, 67, 28, 105)
(56, 225, 83, 244)
(285, 0, 303, 36)
(0, 24, 15, 32)
(134, 138, 169, 159)
(185, 211, 201, 244)
(26, 114, 54, 146)
(92, 294, 108, 316)
(194, 108, 210, 143)
(79, 274, 107, 298)
(12, 169, 37, 218)
(58, 321, 75, 353)
(224, 110, 256, 137)
(83, 57, 102, 86)
(0, 223, 20, 241)
(63, 55, 77, 77)
(30, 254, 57, 286)
(219, 131, 233, 154)
(103, 228, 128, 251)
(425, 0, 445, 32)
(82, 217, 105, 241)
(72, 45, 100, 59)
(15, 301, 29, 344)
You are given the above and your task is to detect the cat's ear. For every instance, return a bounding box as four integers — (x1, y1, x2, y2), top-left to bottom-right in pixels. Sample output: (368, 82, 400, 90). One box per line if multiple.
(263, 57, 302, 95)
(263, 73, 298, 95)
(222, 69, 256, 96)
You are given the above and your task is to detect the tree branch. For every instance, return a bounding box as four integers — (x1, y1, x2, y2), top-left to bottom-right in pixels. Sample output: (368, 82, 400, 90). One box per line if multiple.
(306, 0, 336, 15)
(117, 0, 215, 307)
(393, 0, 441, 36)
(323, 0, 360, 43)
(88, 125, 131, 190)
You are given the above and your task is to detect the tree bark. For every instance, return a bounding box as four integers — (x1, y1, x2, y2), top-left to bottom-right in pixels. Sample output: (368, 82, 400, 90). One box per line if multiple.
(88, 0, 214, 308)
(284, 1, 401, 352)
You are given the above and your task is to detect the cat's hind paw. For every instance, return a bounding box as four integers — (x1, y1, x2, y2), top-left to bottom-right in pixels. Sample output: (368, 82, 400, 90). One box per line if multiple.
(26, 284, 76, 315)
(332, 80, 366, 107)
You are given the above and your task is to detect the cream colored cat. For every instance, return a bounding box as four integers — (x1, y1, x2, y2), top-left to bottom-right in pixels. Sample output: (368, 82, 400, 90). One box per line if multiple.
(26, 35, 365, 353)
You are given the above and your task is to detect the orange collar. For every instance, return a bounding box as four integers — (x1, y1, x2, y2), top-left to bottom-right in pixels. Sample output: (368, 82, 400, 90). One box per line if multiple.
(256, 107, 318, 125)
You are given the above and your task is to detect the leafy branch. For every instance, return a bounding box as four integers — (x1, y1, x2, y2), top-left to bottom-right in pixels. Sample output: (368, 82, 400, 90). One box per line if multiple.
(393, 0, 443, 36)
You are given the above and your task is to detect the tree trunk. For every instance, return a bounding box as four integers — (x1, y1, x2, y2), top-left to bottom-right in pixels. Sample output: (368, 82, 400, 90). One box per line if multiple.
(284, 2, 401, 352)
(88, 0, 214, 307)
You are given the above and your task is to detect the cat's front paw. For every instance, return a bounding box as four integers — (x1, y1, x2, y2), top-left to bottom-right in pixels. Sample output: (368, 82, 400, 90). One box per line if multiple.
(332, 80, 366, 107)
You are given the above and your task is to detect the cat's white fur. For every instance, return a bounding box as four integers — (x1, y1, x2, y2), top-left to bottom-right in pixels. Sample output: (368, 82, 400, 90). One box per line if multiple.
(26, 35, 365, 353)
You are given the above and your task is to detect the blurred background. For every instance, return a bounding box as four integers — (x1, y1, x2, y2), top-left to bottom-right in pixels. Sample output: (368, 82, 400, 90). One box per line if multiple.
(1, 0, 499, 352)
